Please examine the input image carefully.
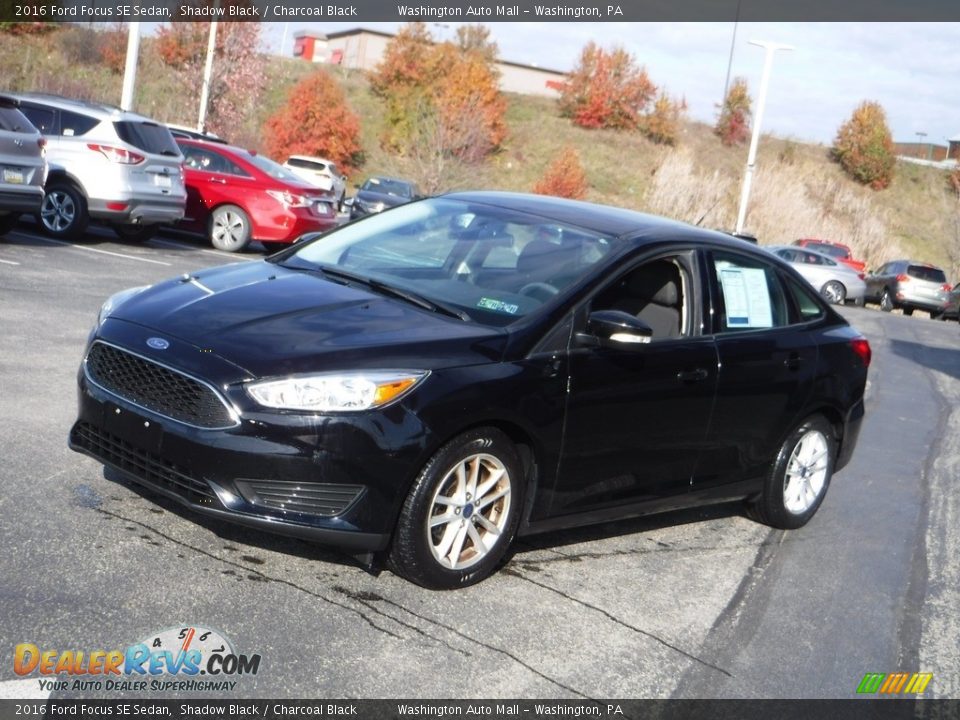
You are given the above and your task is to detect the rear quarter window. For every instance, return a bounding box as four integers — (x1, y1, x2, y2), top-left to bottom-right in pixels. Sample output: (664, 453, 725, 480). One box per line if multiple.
(114, 121, 180, 156)
(60, 110, 99, 138)
(19, 105, 57, 134)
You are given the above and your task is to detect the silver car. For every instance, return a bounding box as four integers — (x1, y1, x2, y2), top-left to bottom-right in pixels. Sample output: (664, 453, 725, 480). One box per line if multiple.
(10, 93, 186, 242)
(283, 155, 346, 210)
(0, 95, 46, 237)
(864, 259, 951, 316)
(768, 245, 867, 305)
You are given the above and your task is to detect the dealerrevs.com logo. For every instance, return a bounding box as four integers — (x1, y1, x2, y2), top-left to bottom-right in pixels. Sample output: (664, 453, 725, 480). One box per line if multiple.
(13, 626, 261, 693)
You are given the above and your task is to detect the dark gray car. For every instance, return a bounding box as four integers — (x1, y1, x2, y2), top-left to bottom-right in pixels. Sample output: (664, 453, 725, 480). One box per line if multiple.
(349, 176, 420, 220)
(0, 96, 46, 237)
(864, 259, 951, 316)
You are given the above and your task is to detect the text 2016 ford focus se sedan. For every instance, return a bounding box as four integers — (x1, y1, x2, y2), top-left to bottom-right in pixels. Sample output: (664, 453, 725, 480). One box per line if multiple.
(69, 192, 870, 589)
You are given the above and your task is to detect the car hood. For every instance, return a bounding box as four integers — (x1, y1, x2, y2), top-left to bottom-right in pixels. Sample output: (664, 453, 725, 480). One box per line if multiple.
(108, 261, 507, 379)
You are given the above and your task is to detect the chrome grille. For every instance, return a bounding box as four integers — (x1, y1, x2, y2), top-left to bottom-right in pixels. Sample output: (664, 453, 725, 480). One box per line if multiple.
(234, 480, 363, 517)
(85, 342, 235, 429)
(71, 422, 218, 505)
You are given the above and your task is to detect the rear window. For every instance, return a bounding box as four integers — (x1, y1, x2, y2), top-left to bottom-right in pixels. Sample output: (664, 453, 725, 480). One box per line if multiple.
(0, 106, 34, 133)
(907, 265, 947, 283)
(286, 158, 325, 171)
(114, 121, 180, 156)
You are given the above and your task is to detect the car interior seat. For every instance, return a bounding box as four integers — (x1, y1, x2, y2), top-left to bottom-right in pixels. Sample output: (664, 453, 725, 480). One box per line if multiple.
(611, 260, 683, 339)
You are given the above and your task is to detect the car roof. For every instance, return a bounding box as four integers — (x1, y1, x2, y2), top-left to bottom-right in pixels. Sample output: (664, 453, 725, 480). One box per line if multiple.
(442, 191, 758, 247)
(176, 137, 250, 156)
(6, 92, 158, 122)
(288, 155, 333, 164)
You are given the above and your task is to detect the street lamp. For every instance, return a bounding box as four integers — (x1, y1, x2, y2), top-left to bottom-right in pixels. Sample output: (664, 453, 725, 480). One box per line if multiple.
(735, 40, 794, 235)
(915, 131, 928, 160)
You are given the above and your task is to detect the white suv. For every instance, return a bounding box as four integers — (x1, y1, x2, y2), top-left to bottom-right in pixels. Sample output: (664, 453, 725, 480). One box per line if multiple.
(283, 155, 346, 211)
(11, 93, 186, 242)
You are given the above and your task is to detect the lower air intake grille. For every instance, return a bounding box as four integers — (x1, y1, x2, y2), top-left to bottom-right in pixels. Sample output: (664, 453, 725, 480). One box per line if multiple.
(85, 342, 235, 429)
(234, 480, 363, 518)
(71, 421, 218, 506)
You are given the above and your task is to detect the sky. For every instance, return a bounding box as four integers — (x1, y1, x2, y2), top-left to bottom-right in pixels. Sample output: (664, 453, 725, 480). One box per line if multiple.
(254, 21, 960, 147)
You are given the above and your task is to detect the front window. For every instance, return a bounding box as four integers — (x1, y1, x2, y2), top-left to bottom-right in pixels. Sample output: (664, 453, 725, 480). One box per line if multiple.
(280, 198, 617, 327)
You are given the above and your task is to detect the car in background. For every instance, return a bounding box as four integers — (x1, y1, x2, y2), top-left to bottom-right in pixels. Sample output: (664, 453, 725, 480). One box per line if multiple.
(283, 156, 346, 210)
(350, 176, 420, 220)
(864, 260, 951, 316)
(9, 93, 186, 242)
(793, 239, 866, 274)
(0, 95, 46, 237)
(937, 282, 960, 321)
(768, 245, 866, 305)
(166, 124, 228, 144)
(70, 191, 870, 589)
(176, 139, 338, 253)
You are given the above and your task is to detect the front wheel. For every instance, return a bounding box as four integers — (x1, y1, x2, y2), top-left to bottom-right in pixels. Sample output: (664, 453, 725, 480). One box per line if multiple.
(209, 205, 251, 252)
(388, 428, 523, 589)
(749, 415, 835, 530)
(821, 281, 846, 305)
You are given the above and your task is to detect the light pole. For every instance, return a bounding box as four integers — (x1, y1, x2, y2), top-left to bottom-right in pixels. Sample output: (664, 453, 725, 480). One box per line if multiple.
(915, 131, 928, 160)
(119, 23, 141, 111)
(735, 40, 794, 235)
(197, 21, 218, 133)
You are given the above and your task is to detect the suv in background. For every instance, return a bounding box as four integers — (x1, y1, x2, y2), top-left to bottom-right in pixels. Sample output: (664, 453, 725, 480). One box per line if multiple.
(283, 156, 346, 210)
(10, 93, 186, 242)
(0, 95, 46, 237)
(793, 238, 866, 274)
(864, 260, 952, 316)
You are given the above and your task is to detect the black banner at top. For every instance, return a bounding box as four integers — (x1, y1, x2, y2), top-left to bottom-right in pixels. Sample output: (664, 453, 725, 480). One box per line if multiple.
(2, 0, 960, 22)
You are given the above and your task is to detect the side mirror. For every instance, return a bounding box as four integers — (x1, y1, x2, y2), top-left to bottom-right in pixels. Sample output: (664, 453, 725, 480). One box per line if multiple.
(343, 197, 354, 207)
(576, 310, 653, 348)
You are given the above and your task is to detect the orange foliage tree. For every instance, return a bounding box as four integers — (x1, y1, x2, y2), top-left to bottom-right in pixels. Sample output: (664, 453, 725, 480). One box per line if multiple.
(533, 147, 588, 199)
(643, 93, 687, 146)
(715, 77, 751, 146)
(262, 71, 363, 174)
(559, 43, 657, 131)
(97, 23, 128, 75)
(370, 22, 506, 187)
(832, 101, 896, 190)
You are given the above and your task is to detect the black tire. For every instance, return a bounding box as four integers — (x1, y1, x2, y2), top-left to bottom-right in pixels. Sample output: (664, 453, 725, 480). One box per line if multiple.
(39, 184, 88, 240)
(880, 289, 894, 312)
(748, 415, 835, 530)
(388, 427, 524, 589)
(903, 308, 914, 316)
(0, 213, 19, 237)
(112, 224, 158, 243)
(260, 242, 287, 254)
(820, 281, 846, 305)
(209, 205, 251, 252)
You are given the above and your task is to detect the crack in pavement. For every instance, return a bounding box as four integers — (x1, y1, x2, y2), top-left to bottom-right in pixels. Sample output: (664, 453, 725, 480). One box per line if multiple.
(503, 567, 732, 679)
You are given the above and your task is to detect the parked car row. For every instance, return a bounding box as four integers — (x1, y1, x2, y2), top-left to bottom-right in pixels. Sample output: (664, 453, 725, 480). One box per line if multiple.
(0, 91, 424, 253)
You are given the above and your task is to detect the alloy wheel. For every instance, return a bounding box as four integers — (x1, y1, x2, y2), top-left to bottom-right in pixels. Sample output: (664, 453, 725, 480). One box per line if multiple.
(783, 430, 829, 515)
(40, 190, 77, 234)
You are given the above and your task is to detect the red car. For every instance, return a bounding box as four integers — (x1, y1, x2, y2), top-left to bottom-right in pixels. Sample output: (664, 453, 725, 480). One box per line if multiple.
(793, 238, 866, 274)
(176, 139, 338, 252)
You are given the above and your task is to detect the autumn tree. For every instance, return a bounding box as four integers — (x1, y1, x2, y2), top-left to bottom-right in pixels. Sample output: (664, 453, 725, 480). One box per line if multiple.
(370, 23, 506, 191)
(559, 43, 657, 131)
(832, 101, 896, 190)
(533, 146, 588, 199)
(642, 93, 687, 145)
(154, 22, 265, 144)
(715, 77, 751, 146)
(262, 70, 363, 174)
(456, 24, 498, 64)
(97, 23, 128, 75)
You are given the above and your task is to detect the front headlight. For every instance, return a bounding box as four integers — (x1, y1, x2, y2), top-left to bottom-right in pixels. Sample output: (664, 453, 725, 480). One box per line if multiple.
(246, 371, 429, 412)
(97, 285, 150, 327)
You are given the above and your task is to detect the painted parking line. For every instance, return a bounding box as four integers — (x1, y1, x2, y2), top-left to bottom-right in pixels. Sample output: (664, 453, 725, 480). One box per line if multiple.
(14, 232, 172, 266)
(149, 237, 256, 261)
(0, 678, 52, 700)
(0, 257, 21, 266)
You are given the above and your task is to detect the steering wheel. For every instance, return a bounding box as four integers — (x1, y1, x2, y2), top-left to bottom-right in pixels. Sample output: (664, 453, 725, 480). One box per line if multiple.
(519, 282, 559, 303)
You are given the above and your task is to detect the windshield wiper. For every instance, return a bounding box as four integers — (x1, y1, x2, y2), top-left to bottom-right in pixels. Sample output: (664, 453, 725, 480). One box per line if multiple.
(314, 265, 471, 322)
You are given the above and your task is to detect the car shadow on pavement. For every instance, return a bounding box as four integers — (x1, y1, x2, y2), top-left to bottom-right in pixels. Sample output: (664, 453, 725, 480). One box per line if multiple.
(889, 337, 960, 382)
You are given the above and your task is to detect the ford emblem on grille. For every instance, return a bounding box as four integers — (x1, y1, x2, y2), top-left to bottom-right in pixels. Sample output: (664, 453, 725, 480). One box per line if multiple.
(146, 337, 170, 350)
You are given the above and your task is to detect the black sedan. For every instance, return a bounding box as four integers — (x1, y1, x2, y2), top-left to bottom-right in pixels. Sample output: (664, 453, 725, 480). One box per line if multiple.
(70, 192, 870, 589)
(349, 176, 420, 220)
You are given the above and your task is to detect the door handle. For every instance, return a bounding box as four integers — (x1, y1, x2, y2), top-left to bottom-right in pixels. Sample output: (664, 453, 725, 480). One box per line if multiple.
(543, 356, 563, 379)
(208, 177, 226, 184)
(677, 368, 708, 383)
(784, 353, 803, 371)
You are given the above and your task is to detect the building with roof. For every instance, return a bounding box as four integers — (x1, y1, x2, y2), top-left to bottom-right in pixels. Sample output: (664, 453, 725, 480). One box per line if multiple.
(293, 27, 566, 98)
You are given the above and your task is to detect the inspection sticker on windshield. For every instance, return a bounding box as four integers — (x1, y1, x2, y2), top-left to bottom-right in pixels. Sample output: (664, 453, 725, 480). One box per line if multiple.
(477, 297, 519, 315)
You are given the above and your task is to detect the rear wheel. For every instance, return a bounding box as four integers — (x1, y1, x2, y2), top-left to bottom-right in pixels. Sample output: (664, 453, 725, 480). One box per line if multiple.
(388, 428, 523, 589)
(749, 415, 835, 530)
(880, 289, 894, 312)
(209, 205, 251, 252)
(820, 281, 846, 305)
(112, 224, 158, 243)
(903, 308, 914, 317)
(0, 213, 19, 236)
(39, 184, 88, 240)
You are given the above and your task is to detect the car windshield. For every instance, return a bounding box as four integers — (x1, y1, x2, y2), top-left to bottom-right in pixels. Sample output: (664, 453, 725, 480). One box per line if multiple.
(280, 197, 617, 327)
(809, 243, 849, 260)
(244, 151, 304, 184)
(908, 265, 947, 283)
(363, 178, 413, 197)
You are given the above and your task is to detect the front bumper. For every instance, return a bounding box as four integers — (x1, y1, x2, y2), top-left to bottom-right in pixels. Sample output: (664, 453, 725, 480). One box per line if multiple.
(68, 360, 424, 553)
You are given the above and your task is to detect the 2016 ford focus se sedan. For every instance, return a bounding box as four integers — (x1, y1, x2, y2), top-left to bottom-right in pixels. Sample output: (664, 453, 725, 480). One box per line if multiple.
(69, 192, 870, 589)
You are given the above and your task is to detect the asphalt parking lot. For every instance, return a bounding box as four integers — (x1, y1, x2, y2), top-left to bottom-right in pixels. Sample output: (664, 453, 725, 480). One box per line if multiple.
(1, 221, 958, 700)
